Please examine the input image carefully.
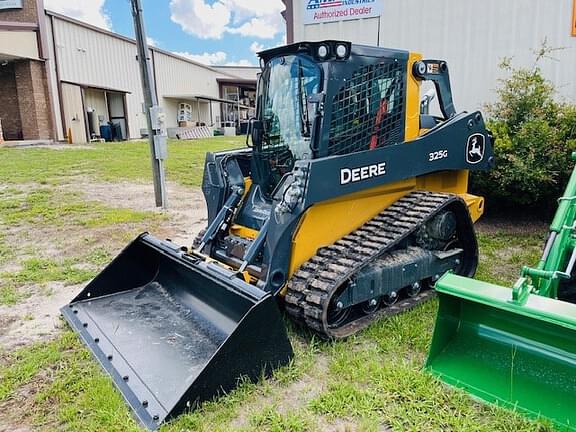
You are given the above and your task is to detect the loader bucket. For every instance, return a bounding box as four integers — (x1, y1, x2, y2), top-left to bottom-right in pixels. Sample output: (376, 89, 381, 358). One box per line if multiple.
(426, 273, 576, 430)
(61, 233, 293, 431)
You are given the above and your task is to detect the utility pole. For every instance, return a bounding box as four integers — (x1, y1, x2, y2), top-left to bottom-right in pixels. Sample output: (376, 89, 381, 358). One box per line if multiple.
(131, 0, 167, 208)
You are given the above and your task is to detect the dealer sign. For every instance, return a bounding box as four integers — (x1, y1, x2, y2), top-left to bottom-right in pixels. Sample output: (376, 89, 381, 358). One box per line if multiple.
(304, 0, 382, 25)
(0, 0, 23, 10)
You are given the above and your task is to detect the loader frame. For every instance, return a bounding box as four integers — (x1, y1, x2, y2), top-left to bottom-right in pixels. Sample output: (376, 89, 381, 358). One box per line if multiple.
(201, 110, 493, 295)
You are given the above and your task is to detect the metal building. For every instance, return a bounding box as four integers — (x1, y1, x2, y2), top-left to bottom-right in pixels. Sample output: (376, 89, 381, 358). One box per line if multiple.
(46, 11, 258, 143)
(0, 0, 258, 143)
(282, 0, 576, 111)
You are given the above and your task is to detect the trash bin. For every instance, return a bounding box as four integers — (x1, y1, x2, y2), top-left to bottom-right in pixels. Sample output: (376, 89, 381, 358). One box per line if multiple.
(99, 125, 112, 142)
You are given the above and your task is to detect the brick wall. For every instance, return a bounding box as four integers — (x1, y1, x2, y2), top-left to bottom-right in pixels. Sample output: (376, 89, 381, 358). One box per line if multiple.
(14, 59, 53, 140)
(0, 63, 22, 140)
(0, 0, 39, 23)
(0, 0, 53, 141)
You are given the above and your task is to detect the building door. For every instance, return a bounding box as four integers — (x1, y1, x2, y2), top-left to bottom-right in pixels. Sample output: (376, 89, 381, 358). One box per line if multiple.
(84, 88, 108, 138)
(61, 83, 87, 143)
(107, 92, 128, 140)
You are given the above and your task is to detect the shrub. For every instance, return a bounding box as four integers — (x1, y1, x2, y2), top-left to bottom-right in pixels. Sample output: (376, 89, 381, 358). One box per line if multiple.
(470, 55, 576, 214)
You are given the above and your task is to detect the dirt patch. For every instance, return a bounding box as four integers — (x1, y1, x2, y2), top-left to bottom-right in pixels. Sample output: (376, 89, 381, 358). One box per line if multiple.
(0, 369, 53, 432)
(0, 415, 33, 432)
(0, 315, 18, 338)
(0, 282, 79, 352)
(0, 180, 207, 352)
(69, 180, 207, 245)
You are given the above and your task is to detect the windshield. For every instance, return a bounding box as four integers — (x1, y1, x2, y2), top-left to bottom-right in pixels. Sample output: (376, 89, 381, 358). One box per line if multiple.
(259, 55, 320, 158)
(254, 55, 321, 195)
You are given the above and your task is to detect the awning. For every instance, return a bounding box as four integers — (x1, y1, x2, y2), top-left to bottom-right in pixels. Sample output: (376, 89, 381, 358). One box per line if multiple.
(0, 30, 39, 61)
(163, 94, 251, 109)
(216, 78, 257, 85)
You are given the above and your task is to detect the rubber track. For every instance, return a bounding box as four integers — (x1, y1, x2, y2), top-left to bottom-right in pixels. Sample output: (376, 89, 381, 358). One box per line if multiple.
(284, 191, 462, 338)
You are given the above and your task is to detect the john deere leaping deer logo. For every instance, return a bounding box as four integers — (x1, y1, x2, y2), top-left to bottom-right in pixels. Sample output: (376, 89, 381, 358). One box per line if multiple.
(466, 133, 485, 164)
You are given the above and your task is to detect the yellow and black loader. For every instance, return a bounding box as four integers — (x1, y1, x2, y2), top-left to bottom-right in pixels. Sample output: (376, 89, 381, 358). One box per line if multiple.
(62, 41, 494, 429)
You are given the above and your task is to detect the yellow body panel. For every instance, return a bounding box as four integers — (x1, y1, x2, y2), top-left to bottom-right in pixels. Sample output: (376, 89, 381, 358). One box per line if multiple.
(405, 52, 423, 141)
(229, 176, 260, 240)
(230, 224, 259, 240)
(286, 178, 484, 286)
(287, 179, 415, 281)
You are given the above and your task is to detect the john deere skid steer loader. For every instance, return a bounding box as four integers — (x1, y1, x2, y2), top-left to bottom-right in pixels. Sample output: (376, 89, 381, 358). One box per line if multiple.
(62, 41, 494, 429)
(427, 153, 576, 431)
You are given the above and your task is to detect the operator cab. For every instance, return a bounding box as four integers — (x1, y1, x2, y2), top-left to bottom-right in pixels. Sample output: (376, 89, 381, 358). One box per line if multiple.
(239, 40, 457, 231)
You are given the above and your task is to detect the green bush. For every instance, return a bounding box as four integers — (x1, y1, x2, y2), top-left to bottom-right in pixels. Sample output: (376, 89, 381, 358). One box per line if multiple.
(471, 57, 576, 213)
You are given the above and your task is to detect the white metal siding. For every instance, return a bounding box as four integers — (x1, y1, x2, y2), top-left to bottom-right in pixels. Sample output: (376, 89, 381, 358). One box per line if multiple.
(46, 12, 257, 139)
(212, 66, 259, 81)
(292, 0, 576, 110)
(154, 51, 226, 128)
(163, 99, 178, 129)
(154, 51, 222, 98)
(44, 15, 64, 141)
(51, 16, 147, 138)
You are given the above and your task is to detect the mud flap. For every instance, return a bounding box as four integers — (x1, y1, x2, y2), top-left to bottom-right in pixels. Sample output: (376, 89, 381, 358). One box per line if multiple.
(61, 234, 293, 430)
(426, 273, 576, 430)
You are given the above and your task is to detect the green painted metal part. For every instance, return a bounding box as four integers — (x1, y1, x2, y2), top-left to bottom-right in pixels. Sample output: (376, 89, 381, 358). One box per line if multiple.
(427, 275, 576, 430)
(426, 152, 576, 431)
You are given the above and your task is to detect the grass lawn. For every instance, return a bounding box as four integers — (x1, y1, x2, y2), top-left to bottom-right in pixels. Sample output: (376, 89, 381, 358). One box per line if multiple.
(0, 136, 241, 187)
(0, 138, 556, 431)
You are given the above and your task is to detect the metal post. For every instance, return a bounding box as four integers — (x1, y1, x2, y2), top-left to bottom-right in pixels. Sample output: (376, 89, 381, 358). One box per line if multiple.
(237, 88, 240, 133)
(131, 0, 167, 208)
(209, 101, 213, 126)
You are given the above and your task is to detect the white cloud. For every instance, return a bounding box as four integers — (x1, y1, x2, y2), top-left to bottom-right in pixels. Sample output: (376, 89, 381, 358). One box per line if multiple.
(169, 0, 285, 40)
(174, 50, 228, 65)
(249, 41, 265, 54)
(227, 0, 284, 20)
(173, 50, 255, 67)
(45, 0, 111, 30)
(249, 37, 286, 55)
(146, 37, 158, 47)
(225, 59, 256, 66)
(227, 17, 279, 38)
(170, 0, 231, 39)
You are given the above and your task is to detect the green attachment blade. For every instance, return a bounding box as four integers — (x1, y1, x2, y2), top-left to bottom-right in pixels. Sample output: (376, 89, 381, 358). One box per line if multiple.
(426, 273, 576, 431)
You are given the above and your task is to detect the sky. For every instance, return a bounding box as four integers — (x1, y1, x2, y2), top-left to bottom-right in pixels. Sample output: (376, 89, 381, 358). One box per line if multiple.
(43, 0, 287, 66)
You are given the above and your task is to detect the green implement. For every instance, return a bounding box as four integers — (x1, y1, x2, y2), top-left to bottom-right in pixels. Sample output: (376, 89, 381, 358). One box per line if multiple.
(426, 152, 576, 431)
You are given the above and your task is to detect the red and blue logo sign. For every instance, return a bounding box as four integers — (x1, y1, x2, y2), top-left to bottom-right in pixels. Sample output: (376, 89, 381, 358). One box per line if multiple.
(307, 0, 376, 10)
(307, 0, 343, 9)
(304, 0, 380, 24)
